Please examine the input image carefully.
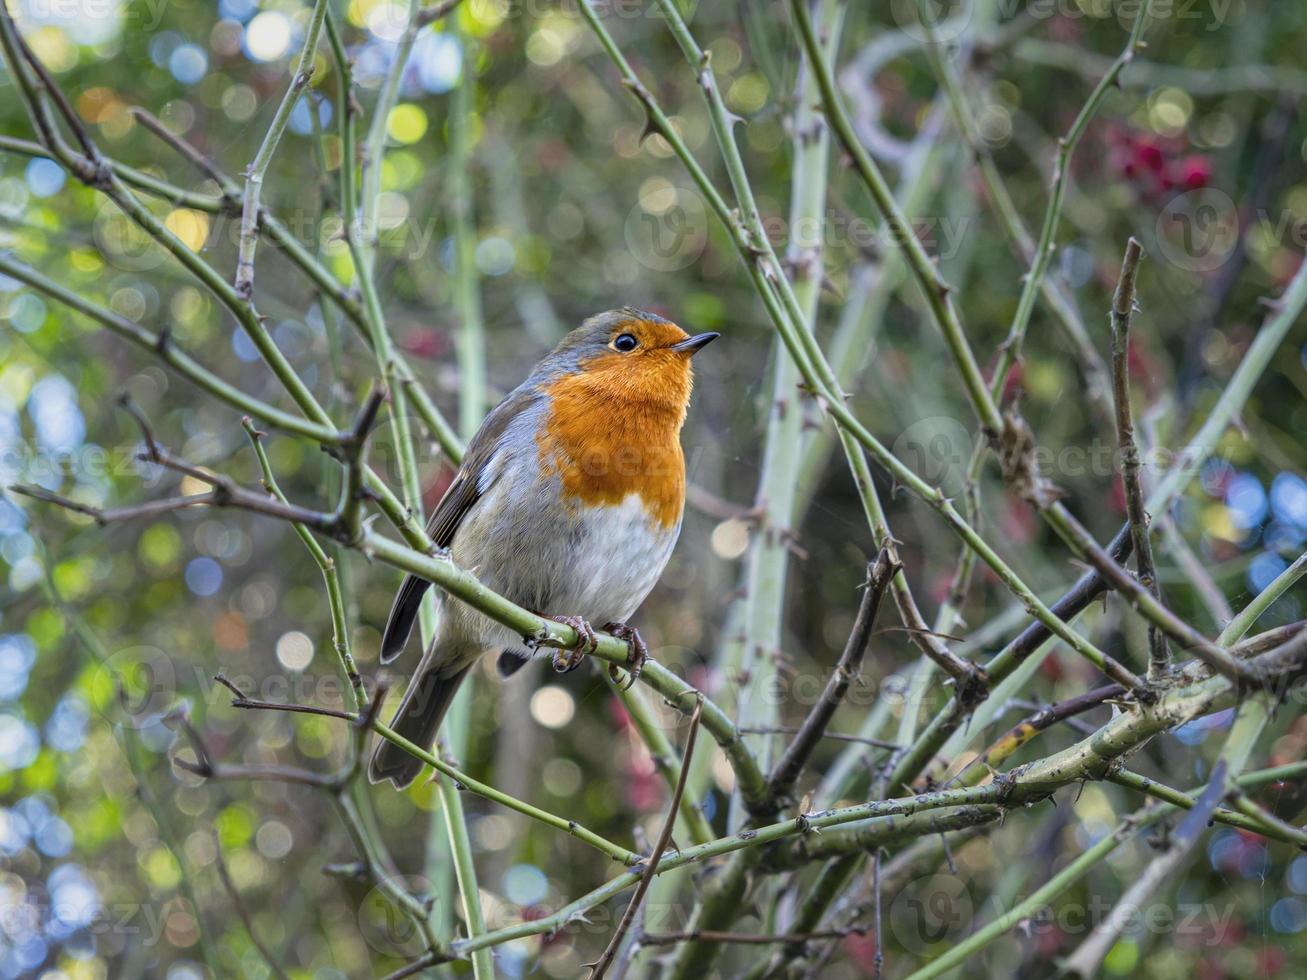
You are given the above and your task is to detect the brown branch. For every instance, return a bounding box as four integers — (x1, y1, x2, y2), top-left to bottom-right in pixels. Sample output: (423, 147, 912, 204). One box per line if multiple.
(12, 393, 386, 543)
(1005, 521, 1133, 667)
(130, 107, 231, 190)
(7, 484, 219, 525)
(888, 569, 989, 700)
(1230, 621, 1306, 659)
(766, 551, 898, 807)
(214, 672, 355, 721)
(1111, 237, 1170, 681)
(588, 699, 704, 979)
(638, 927, 867, 947)
(414, 0, 467, 26)
(1048, 503, 1258, 683)
(739, 727, 901, 750)
(10, 478, 334, 534)
(957, 684, 1124, 782)
(9, 21, 106, 177)
(168, 701, 338, 789)
(378, 952, 452, 980)
(335, 380, 388, 543)
(214, 841, 292, 980)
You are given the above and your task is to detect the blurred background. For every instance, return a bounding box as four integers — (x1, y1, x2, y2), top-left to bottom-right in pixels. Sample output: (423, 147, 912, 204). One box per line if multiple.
(2, 0, 1307, 976)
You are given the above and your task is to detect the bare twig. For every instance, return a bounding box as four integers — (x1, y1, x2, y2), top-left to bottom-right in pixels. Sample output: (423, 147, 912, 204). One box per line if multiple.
(213, 842, 292, 980)
(739, 727, 902, 750)
(589, 699, 704, 979)
(130, 106, 231, 190)
(767, 551, 898, 806)
(1110, 237, 1170, 681)
(954, 684, 1124, 784)
(638, 927, 866, 947)
(1041, 501, 1258, 683)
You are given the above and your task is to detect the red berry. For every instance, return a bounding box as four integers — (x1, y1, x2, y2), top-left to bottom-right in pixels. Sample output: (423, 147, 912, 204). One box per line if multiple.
(1179, 154, 1212, 188)
(1136, 139, 1165, 171)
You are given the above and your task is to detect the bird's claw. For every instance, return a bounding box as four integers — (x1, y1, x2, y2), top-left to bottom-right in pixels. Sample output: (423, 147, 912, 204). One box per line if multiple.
(549, 615, 598, 673)
(604, 622, 648, 691)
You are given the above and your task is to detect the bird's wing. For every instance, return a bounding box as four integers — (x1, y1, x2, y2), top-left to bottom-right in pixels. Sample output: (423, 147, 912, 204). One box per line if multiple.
(378, 386, 539, 663)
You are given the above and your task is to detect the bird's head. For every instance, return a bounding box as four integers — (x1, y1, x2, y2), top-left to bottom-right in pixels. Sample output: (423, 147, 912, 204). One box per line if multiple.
(537, 307, 718, 415)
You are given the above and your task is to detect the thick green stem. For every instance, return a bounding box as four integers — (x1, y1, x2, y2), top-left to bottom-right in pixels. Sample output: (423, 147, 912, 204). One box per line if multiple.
(736, 0, 844, 779)
(449, 21, 486, 439)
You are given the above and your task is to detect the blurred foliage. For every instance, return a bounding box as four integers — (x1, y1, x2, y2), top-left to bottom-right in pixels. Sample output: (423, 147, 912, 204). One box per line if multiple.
(1, 0, 1307, 977)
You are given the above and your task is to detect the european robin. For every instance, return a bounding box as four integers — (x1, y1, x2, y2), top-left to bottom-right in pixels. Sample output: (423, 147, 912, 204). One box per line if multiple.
(369, 308, 718, 787)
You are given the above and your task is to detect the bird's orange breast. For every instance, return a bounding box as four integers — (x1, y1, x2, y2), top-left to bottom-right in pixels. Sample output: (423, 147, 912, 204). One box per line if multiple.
(536, 351, 691, 530)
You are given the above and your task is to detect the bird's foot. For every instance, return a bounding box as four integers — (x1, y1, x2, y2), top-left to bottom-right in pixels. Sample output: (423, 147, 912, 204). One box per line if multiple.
(603, 622, 648, 690)
(548, 615, 598, 673)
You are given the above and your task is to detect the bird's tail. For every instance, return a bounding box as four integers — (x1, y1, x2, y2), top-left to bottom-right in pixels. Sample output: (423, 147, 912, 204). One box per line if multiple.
(369, 641, 473, 789)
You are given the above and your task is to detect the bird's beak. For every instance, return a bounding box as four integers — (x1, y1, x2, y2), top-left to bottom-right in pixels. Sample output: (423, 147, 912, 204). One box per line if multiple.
(670, 332, 720, 356)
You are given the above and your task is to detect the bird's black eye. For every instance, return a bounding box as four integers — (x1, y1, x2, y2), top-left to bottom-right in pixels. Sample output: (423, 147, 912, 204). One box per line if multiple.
(613, 333, 638, 352)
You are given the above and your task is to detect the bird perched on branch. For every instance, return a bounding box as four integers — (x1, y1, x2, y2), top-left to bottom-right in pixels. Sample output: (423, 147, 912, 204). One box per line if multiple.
(370, 308, 718, 788)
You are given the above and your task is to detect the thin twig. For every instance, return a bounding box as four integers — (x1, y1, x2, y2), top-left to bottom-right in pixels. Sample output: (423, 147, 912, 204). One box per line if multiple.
(767, 551, 898, 805)
(589, 699, 704, 979)
(638, 927, 866, 947)
(1110, 237, 1170, 681)
(954, 684, 1124, 785)
(739, 727, 902, 750)
(130, 107, 231, 189)
(213, 841, 292, 980)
